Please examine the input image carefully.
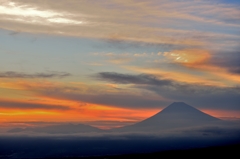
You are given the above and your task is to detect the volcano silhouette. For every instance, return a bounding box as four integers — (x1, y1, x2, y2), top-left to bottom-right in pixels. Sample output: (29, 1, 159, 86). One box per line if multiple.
(114, 102, 221, 132)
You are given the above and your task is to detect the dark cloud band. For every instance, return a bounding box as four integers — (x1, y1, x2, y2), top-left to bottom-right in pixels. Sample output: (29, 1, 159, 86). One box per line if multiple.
(96, 72, 173, 86)
(93, 72, 240, 110)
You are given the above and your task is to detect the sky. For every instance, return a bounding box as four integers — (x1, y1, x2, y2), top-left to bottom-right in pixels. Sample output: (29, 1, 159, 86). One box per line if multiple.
(0, 0, 240, 129)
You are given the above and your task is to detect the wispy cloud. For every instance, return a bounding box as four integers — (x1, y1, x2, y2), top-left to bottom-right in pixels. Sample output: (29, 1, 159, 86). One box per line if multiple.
(40, 88, 168, 109)
(0, 71, 71, 78)
(163, 49, 240, 77)
(0, 1, 84, 25)
(0, 100, 70, 110)
(95, 72, 173, 86)
(6, 72, 237, 111)
(163, 49, 211, 65)
(93, 52, 133, 64)
(0, 0, 239, 49)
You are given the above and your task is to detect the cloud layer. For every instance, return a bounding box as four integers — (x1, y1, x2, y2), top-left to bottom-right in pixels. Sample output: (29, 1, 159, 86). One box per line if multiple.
(0, 100, 70, 110)
(95, 72, 240, 110)
(0, 0, 239, 49)
(0, 71, 71, 78)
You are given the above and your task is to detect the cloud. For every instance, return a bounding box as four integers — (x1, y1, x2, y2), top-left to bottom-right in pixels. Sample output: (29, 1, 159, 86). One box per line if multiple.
(40, 90, 168, 109)
(14, 70, 238, 111)
(94, 72, 240, 110)
(93, 52, 166, 65)
(209, 51, 240, 75)
(3, 71, 238, 112)
(195, 126, 240, 136)
(94, 53, 133, 64)
(163, 49, 211, 65)
(0, 71, 71, 78)
(0, 100, 70, 110)
(145, 85, 240, 111)
(9, 71, 236, 111)
(161, 49, 240, 81)
(8, 30, 20, 35)
(95, 72, 173, 86)
(0, 0, 239, 50)
(6, 71, 236, 113)
(1, 77, 168, 109)
(0, 1, 84, 25)
(230, 68, 240, 74)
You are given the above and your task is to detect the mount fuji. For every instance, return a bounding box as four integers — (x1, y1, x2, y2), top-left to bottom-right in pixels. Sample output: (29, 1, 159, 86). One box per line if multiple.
(113, 102, 221, 132)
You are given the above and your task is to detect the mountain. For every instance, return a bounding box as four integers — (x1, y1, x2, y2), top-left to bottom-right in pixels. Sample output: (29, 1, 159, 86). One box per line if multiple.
(8, 123, 103, 134)
(113, 102, 221, 132)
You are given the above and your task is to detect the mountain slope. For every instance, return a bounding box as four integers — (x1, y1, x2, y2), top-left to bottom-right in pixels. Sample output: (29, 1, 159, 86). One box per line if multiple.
(114, 102, 221, 132)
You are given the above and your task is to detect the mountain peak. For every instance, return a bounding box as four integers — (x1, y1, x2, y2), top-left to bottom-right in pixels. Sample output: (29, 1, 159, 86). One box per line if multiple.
(150, 102, 220, 123)
(169, 102, 189, 107)
(160, 102, 197, 113)
(173, 102, 185, 104)
(170, 102, 190, 106)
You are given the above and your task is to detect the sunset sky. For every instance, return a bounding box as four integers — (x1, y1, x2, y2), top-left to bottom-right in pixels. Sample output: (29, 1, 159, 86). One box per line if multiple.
(0, 0, 240, 129)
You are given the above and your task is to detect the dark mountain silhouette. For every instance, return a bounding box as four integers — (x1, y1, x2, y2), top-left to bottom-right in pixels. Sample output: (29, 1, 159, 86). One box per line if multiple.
(113, 102, 221, 132)
(8, 123, 103, 134)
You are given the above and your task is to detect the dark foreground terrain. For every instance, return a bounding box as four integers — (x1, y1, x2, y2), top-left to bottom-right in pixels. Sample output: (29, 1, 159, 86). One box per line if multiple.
(48, 144, 240, 159)
(0, 135, 239, 159)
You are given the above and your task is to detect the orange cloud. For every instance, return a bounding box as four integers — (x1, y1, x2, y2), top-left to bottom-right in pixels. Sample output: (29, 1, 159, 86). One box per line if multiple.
(166, 49, 240, 85)
(134, 48, 240, 86)
(210, 69, 240, 84)
(0, 78, 162, 128)
(164, 49, 211, 65)
(0, 101, 161, 129)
